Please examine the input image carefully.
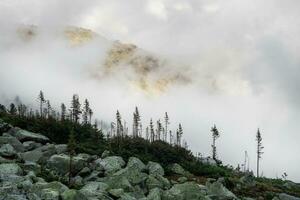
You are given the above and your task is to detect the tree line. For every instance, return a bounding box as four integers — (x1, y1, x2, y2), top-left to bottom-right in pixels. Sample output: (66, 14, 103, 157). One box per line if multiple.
(0, 90, 264, 178)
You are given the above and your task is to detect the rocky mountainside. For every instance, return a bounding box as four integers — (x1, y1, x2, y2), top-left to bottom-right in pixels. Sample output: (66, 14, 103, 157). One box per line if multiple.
(16, 25, 191, 95)
(1, 119, 300, 200)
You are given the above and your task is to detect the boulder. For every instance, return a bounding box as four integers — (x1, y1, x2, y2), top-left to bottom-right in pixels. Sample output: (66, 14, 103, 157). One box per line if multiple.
(127, 157, 146, 172)
(278, 193, 300, 200)
(21, 144, 57, 163)
(170, 163, 192, 177)
(0, 136, 25, 152)
(206, 180, 237, 199)
(21, 149, 43, 163)
(0, 143, 16, 157)
(79, 181, 109, 199)
(30, 181, 69, 198)
(147, 188, 162, 200)
(22, 162, 41, 175)
(95, 156, 125, 174)
(40, 188, 60, 200)
(73, 176, 84, 188)
(113, 166, 148, 185)
(146, 174, 170, 190)
(8, 128, 50, 144)
(105, 175, 134, 192)
(47, 154, 87, 175)
(178, 177, 188, 183)
(147, 161, 164, 176)
(0, 163, 23, 176)
(23, 141, 42, 151)
(109, 188, 125, 198)
(78, 167, 91, 177)
(119, 193, 137, 200)
(101, 150, 110, 158)
(163, 182, 205, 200)
(61, 189, 88, 200)
(55, 144, 68, 154)
(0, 119, 12, 133)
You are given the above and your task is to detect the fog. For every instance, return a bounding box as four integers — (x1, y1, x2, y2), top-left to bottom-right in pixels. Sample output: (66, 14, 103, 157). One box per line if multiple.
(1, 0, 300, 182)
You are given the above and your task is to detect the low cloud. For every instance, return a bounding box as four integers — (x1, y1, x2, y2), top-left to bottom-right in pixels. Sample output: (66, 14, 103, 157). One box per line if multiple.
(1, 0, 300, 182)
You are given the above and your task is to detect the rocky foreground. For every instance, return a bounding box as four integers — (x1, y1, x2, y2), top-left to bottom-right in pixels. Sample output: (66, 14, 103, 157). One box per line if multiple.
(0, 120, 299, 200)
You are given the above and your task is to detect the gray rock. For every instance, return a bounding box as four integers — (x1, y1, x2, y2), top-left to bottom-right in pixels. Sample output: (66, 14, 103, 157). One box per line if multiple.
(0, 163, 23, 176)
(146, 174, 170, 190)
(79, 181, 109, 198)
(109, 188, 125, 198)
(170, 163, 192, 177)
(55, 144, 68, 154)
(30, 181, 69, 198)
(0, 119, 12, 134)
(101, 150, 110, 158)
(47, 154, 87, 175)
(127, 157, 146, 171)
(78, 167, 91, 177)
(22, 162, 41, 175)
(278, 193, 300, 200)
(178, 177, 188, 183)
(147, 188, 162, 200)
(0, 136, 25, 152)
(119, 193, 137, 200)
(147, 161, 164, 176)
(163, 182, 205, 200)
(95, 156, 125, 174)
(105, 175, 134, 192)
(206, 180, 237, 199)
(8, 128, 50, 144)
(21, 149, 43, 163)
(61, 189, 88, 200)
(113, 166, 148, 185)
(0, 144, 16, 157)
(40, 189, 60, 200)
(23, 141, 42, 151)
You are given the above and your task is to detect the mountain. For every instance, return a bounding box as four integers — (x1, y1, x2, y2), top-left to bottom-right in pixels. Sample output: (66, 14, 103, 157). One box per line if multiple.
(16, 25, 191, 96)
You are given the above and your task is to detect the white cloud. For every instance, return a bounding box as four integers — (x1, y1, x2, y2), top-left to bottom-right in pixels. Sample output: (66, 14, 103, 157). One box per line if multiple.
(146, 0, 168, 20)
(1, 0, 300, 182)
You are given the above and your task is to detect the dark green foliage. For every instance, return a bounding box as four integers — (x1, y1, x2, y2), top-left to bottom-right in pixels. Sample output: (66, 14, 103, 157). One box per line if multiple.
(107, 136, 233, 178)
(0, 111, 105, 154)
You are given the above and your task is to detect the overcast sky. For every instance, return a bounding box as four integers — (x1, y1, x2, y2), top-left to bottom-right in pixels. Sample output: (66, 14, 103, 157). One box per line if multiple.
(0, 0, 300, 182)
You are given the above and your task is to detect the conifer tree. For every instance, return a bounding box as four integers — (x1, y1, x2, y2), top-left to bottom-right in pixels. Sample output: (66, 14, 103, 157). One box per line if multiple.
(157, 120, 163, 140)
(46, 100, 51, 118)
(177, 123, 183, 146)
(211, 124, 220, 160)
(61, 103, 66, 121)
(150, 119, 155, 142)
(164, 112, 170, 141)
(71, 94, 81, 123)
(88, 108, 93, 124)
(9, 103, 17, 115)
(256, 128, 264, 177)
(132, 107, 141, 137)
(82, 99, 90, 124)
(145, 126, 149, 141)
(116, 110, 123, 137)
(169, 130, 173, 145)
(0, 104, 6, 113)
(38, 91, 45, 118)
(67, 129, 76, 186)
